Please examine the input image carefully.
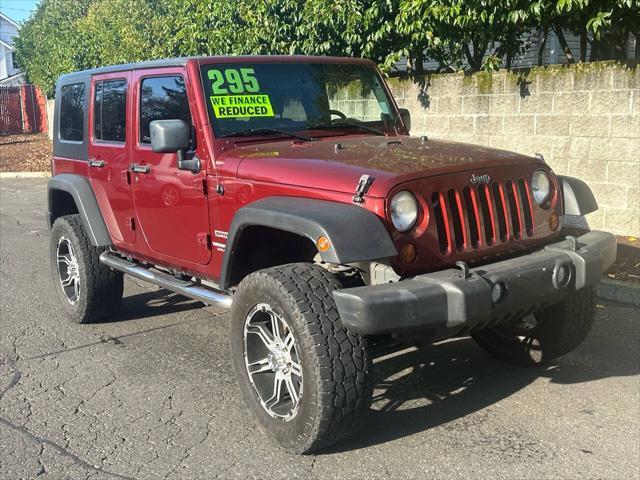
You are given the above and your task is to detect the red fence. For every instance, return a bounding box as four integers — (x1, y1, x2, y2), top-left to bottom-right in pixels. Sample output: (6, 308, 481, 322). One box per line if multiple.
(0, 85, 48, 135)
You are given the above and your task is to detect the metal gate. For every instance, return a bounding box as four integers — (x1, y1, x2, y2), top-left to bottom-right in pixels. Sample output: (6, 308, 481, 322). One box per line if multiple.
(0, 85, 47, 134)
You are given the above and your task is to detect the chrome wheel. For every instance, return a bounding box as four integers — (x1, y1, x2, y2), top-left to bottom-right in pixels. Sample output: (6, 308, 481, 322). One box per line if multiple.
(243, 303, 303, 421)
(56, 236, 80, 305)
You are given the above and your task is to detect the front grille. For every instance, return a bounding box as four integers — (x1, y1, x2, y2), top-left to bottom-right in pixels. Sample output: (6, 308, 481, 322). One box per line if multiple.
(431, 179, 535, 254)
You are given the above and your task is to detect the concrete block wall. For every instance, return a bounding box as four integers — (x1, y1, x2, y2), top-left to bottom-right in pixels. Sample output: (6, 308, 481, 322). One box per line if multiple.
(389, 62, 640, 236)
(329, 82, 383, 122)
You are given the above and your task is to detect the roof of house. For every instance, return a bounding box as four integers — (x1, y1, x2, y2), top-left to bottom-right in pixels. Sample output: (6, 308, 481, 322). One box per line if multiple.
(0, 12, 21, 29)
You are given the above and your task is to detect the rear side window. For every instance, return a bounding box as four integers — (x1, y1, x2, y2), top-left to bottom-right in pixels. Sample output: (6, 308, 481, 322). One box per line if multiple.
(94, 79, 127, 143)
(140, 76, 191, 143)
(60, 83, 85, 141)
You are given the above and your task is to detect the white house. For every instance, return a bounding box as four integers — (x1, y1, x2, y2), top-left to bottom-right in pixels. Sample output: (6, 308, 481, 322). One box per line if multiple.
(0, 12, 21, 81)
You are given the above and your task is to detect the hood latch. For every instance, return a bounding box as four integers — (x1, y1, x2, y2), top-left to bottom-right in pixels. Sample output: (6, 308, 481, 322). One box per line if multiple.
(352, 174, 372, 204)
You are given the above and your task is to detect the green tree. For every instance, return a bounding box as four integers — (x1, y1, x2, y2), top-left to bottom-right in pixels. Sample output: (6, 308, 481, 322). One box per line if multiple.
(161, 0, 305, 57)
(527, 0, 639, 64)
(293, 1, 405, 68)
(397, 0, 532, 72)
(14, 0, 93, 96)
(14, 0, 640, 95)
(77, 0, 170, 67)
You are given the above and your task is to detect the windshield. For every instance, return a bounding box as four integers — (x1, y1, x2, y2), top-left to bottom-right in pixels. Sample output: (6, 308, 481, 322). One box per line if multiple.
(200, 62, 398, 139)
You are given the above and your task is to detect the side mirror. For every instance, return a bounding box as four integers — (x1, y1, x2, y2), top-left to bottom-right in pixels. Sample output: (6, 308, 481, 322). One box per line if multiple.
(149, 119, 200, 174)
(398, 108, 411, 133)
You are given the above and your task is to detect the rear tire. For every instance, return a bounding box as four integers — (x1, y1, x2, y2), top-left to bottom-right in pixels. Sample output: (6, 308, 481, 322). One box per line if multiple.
(230, 263, 372, 454)
(50, 214, 123, 324)
(472, 287, 596, 366)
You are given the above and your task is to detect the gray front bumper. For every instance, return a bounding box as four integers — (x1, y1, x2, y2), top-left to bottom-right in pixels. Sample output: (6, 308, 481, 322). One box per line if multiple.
(333, 231, 617, 335)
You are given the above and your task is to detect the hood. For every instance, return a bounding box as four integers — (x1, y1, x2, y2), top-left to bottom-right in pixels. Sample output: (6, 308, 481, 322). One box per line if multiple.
(221, 135, 543, 198)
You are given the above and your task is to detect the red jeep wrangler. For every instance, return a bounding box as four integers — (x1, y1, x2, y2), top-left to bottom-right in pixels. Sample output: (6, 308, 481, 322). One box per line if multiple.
(48, 56, 616, 453)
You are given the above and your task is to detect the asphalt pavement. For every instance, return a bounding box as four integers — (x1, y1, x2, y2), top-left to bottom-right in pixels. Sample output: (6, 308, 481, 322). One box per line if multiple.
(1, 178, 638, 479)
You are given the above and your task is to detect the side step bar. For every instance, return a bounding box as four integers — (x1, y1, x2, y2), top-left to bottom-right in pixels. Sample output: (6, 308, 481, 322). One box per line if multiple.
(99, 252, 233, 309)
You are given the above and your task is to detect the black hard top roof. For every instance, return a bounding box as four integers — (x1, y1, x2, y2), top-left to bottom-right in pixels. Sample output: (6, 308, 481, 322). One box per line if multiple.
(57, 57, 191, 83)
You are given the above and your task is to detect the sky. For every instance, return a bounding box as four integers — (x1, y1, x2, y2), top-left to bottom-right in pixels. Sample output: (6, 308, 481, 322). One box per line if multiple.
(1, 0, 40, 23)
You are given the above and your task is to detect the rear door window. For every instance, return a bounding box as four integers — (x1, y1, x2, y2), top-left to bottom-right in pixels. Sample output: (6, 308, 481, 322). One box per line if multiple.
(60, 83, 85, 141)
(94, 79, 127, 142)
(139, 76, 191, 144)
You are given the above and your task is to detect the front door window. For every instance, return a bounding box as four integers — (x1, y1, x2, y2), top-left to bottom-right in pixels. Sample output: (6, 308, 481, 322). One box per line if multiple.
(139, 76, 192, 144)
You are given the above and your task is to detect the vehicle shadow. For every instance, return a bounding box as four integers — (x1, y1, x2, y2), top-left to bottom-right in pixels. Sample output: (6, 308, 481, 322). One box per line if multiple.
(101, 288, 203, 323)
(24, 290, 204, 361)
(329, 307, 639, 453)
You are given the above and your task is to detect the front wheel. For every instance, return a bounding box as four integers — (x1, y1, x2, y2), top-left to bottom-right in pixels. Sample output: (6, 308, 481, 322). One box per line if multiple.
(230, 263, 372, 454)
(472, 287, 596, 366)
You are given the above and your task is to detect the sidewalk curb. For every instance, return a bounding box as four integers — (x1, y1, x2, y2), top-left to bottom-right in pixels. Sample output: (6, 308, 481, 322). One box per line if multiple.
(0, 171, 50, 179)
(596, 279, 640, 307)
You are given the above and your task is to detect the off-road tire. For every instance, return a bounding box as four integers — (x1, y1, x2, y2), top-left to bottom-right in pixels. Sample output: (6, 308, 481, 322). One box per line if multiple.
(50, 214, 123, 323)
(230, 263, 373, 454)
(472, 287, 596, 366)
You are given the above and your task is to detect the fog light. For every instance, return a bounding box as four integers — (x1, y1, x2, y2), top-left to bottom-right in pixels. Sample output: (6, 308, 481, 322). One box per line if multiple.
(549, 212, 559, 231)
(553, 263, 572, 289)
(492, 282, 506, 303)
(400, 243, 417, 264)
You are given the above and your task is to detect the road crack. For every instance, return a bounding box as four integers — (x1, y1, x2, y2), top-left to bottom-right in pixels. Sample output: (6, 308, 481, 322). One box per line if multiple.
(0, 415, 134, 479)
(0, 359, 22, 402)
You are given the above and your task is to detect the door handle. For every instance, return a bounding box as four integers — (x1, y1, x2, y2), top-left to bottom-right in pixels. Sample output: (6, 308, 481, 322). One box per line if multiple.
(130, 164, 151, 174)
(88, 159, 105, 168)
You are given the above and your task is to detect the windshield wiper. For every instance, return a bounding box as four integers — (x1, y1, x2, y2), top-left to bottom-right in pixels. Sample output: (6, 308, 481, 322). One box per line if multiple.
(221, 128, 314, 142)
(308, 121, 385, 136)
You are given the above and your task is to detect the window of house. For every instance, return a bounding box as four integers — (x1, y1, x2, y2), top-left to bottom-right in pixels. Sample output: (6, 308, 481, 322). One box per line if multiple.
(139, 76, 192, 144)
(59, 83, 86, 142)
(10, 52, 18, 71)
(94, 79, 127, 143)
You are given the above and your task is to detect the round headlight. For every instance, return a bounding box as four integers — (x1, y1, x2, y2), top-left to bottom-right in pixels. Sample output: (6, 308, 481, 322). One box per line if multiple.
(531, 170, 551, 205)
(390, 191, 418, 232)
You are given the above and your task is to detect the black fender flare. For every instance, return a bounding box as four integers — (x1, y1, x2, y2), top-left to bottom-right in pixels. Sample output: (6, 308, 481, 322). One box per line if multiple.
(219, 196, 397, 290)
(47, 174, 112, 247)
(558, 175, 598, 216)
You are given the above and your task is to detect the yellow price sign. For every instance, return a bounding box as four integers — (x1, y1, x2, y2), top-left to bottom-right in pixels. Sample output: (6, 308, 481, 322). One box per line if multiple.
(210, 94, 275, 118)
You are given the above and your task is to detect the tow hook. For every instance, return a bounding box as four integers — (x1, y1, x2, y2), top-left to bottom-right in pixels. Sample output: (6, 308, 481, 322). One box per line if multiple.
(352, 174, 372, 204)
(566, 235, 578, 252)
(455, 261, 471, 279)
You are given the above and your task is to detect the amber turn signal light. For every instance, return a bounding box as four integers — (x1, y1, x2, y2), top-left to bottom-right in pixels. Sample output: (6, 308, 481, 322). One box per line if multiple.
(549, 212, 559, 231)
(400, 243, 417, 264)
(316, 236, 331, 252)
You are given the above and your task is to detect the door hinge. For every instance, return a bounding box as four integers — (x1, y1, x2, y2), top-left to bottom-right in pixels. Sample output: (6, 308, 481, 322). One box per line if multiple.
(197, 232, 211, 251)
(125, 217, 135, 231)
(194, 178, 207, 196)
